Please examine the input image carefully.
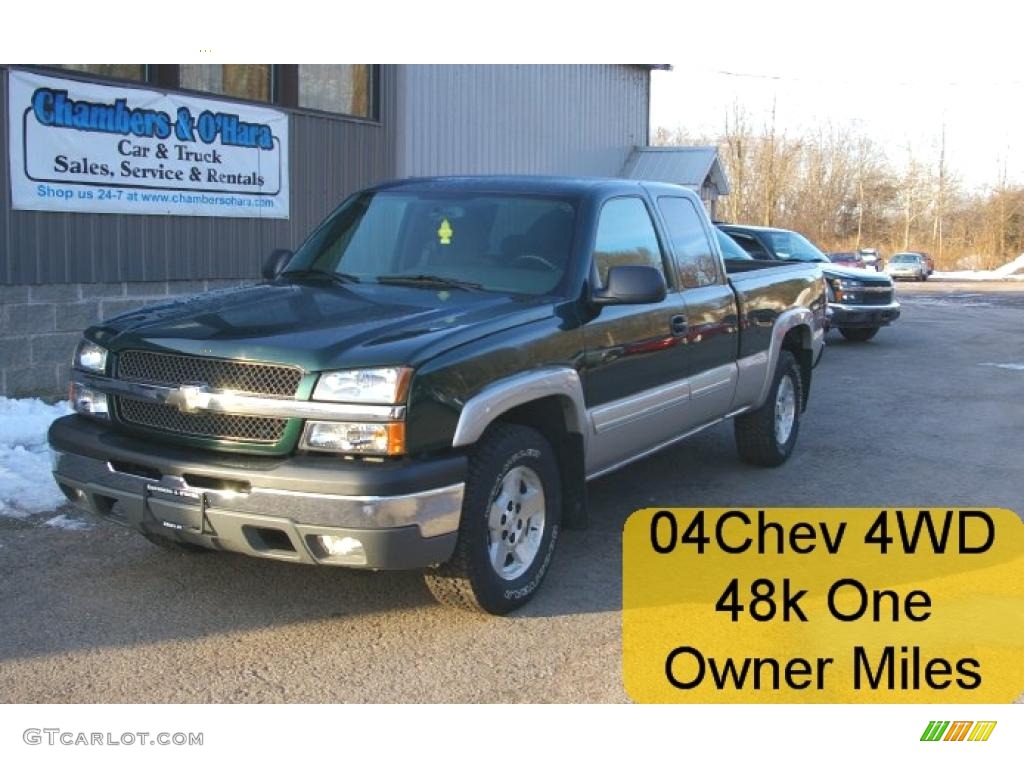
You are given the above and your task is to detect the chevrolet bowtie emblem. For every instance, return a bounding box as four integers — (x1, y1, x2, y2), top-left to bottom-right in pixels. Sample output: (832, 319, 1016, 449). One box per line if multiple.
(165, 385, 208, 414)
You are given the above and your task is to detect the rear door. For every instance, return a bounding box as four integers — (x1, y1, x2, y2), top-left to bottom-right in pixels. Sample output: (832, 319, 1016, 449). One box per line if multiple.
(581, 195, 691, 474)
(657, 196, 740, 424)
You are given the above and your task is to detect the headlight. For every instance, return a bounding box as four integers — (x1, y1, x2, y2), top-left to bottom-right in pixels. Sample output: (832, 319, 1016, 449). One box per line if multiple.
(835, 279, 864, 290)
(312, 367, 411, 404)
(73, 339, 108, 374)
(69, 381, 110, 419)
(826, 277, 866, 303)
(300, 421, 405, 455)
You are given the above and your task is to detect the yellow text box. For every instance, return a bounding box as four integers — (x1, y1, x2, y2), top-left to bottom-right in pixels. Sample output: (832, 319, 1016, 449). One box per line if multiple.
(623, 508, 1024, 703)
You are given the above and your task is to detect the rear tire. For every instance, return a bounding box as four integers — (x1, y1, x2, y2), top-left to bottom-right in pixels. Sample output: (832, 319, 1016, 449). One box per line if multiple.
(839, 327, 879, 342)
(424, 423, 562, 614)
(735, 350, 803, 467)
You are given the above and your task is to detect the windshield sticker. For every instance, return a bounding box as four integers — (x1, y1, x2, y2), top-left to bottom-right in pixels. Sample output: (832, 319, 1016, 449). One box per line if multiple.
(438, 218, 453, 245)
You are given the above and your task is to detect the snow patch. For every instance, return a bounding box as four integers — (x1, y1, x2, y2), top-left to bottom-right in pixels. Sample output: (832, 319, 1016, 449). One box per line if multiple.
(0, 397, 73, 518)
(44, 513, 91, 531)
(979, 362, 1024, 371)
(901, 297, 992, 308)
(933, 253, 1024, 281)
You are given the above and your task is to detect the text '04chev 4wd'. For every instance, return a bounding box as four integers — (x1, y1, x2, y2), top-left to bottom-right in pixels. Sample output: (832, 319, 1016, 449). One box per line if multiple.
(51, 177, 826, 614)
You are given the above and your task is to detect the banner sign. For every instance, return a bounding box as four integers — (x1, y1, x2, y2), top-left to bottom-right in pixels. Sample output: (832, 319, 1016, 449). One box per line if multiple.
(7, 70, 289, 218)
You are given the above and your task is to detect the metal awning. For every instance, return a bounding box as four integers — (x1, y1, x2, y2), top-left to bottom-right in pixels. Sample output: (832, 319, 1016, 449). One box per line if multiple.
(621, 146, 730, 195)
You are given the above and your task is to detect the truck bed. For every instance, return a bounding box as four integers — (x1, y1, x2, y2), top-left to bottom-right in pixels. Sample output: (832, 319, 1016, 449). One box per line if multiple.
(726, 259, 825, 361)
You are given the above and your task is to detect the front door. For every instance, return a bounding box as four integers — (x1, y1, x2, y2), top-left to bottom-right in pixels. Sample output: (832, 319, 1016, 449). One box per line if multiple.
(581, 196, 690, 475)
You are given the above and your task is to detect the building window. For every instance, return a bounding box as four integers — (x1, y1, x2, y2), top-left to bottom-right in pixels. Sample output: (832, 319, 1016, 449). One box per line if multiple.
(37, 64, 378, 120)
(179, 64, 272, 102)
(52, 64, 146, 82)
(298, 65, 371, 117)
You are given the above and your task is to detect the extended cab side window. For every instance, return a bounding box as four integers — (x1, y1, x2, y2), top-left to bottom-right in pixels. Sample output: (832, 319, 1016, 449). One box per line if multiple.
(727, 231, 772, 260)
(657, 197, 721, 288)
(593, 197, 666, 286)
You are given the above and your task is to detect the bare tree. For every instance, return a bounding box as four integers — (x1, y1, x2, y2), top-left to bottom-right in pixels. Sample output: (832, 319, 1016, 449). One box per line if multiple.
(648, 114, 1022, 270)
(721, 101, 752, 223)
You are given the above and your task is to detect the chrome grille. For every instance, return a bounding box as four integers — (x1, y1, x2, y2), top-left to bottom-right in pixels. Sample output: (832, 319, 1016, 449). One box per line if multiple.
(117, 399, 287, 443)
(862, 289, 894, 306)
(117, 350, 302, 397)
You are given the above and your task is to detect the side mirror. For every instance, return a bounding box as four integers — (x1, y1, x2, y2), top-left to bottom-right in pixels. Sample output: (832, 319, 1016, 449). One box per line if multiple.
(591, 265, 667, 306)
(262, 249, 293, 280)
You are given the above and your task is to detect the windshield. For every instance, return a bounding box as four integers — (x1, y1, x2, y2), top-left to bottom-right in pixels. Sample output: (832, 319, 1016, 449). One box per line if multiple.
(766, 231, 829, 263)
(284, 190, 577, 296)
(716, 230, 753, 260)
(891, 253, 920, 263)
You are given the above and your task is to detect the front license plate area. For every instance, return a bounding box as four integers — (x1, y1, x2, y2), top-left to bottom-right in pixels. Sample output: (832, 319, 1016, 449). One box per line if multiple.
(145, 483, 204, 534)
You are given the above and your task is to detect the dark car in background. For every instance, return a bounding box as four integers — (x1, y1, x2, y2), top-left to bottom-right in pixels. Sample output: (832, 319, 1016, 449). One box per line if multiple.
(829, 251, 867, 270)
(716, 229, 754, 261)
(718, 223, 900, 342)
(912, 251, 935, 276)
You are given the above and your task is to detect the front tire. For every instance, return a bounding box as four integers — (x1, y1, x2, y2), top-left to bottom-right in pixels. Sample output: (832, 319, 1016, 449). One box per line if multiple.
(734, 350, 803, 467)
(839, 327, 879, 342)
(424, 423, 562, 614)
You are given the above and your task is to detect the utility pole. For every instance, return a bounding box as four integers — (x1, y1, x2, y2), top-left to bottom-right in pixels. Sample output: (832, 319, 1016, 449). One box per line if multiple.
(763, 97, 777, 227)
(932, 120, 946, 265)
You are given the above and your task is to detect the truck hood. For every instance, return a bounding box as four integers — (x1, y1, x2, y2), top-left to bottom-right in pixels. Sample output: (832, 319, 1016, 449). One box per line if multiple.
(91, 280, 560, 371)
(821, 264, 892, 283)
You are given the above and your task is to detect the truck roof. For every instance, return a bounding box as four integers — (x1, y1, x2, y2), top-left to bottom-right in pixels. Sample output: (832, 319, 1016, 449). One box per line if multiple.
(717, 223, 788, 234)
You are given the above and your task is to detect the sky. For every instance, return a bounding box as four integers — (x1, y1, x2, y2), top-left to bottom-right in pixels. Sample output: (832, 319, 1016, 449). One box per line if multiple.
(647, 4, 1023, 192)
(5, 0, 1021, 194)
(650, 67, 1020, 191)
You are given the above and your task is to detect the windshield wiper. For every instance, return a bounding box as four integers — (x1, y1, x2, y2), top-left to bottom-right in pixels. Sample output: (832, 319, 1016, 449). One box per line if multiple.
(376, 274, 484, 291)
(283, 268, 361, 284)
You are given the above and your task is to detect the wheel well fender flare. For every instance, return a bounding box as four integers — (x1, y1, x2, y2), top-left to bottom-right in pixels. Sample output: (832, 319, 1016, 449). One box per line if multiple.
(451, 367, 587, 450)
(756, 308, 819, 408)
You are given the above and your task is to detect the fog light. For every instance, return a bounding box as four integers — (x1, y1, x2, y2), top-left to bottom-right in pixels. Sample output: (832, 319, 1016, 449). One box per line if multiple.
(300, 421, 405, 455)
(317, 535, 367, 565)
(69, 381, 109, 419)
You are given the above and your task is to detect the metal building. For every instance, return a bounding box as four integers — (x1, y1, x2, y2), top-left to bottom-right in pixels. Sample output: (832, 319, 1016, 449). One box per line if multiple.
(0, 64, 654, 397)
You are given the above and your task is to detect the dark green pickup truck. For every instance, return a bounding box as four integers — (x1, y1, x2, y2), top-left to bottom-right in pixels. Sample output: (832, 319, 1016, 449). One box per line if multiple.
(50, 176, 826, 613)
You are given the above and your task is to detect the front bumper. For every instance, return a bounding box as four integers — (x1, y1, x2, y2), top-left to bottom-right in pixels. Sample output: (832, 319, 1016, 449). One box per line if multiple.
(48, 415, 464, 570)
(826, 300, 901, 329)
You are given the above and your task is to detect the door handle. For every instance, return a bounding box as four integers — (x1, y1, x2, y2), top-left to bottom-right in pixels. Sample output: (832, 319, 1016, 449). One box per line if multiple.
(670, 314, 688, 337)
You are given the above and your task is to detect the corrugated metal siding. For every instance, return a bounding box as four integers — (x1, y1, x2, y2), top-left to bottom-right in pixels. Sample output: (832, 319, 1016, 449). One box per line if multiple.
(0, 66, 398, 285)
(395, 65, 648, 179)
